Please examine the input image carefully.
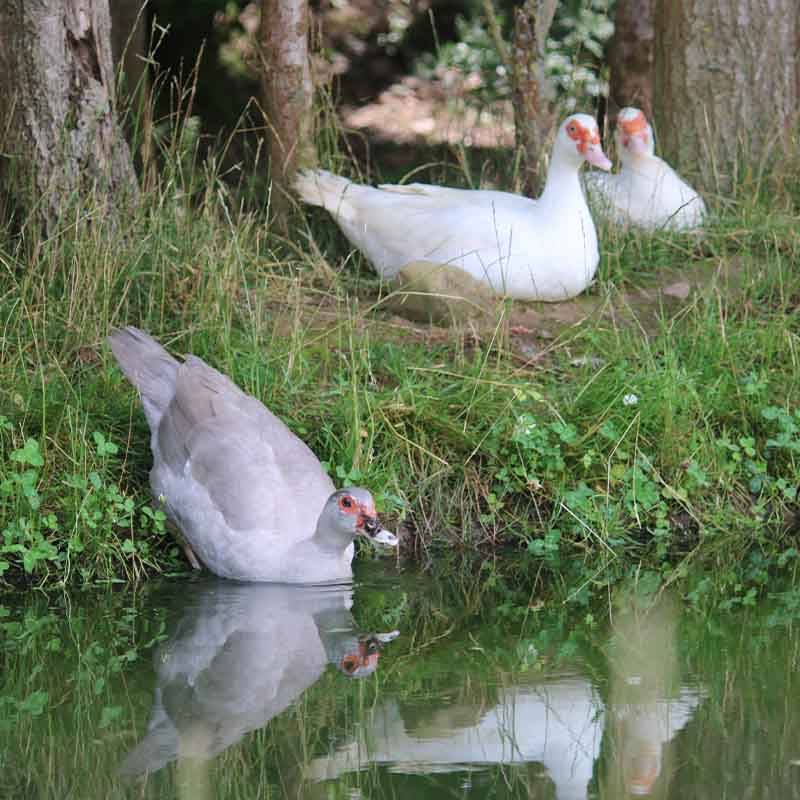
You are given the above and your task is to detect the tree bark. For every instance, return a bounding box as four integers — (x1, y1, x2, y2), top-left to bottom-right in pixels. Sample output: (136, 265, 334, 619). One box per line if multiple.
(654, 0, 798, 193)
(0, 0, 138, 224)
(259, 0, 316, 221)
(607, 0, 654, 121)
(510, 0, 557, 196)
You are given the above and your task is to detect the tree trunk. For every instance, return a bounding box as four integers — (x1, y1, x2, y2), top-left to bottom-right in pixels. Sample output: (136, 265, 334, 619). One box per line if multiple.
(607, 0, 654, 121)
(654, 0, 798, 193)
(510, 0, 557, 196)
(0, 0, 138, 225)
(259, 0, 316, 222)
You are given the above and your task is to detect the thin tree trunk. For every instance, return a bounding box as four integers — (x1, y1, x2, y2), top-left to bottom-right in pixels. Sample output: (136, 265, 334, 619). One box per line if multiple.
(510, 0, 557, 196)
(607, 0, 654, 120)
(654, 0, 798, 193)
(259, 0, 316, 223)
(0, 0, 138, 225)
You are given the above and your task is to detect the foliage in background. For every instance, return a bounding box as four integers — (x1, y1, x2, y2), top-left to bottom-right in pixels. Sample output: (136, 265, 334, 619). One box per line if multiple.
(143, 0, 615, 144)
(416, 0, 614, 114)
(0, 423, 168, 583)
(547, 0, 614, 107)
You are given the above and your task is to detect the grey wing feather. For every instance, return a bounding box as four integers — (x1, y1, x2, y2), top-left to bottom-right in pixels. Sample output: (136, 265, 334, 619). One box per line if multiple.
(182, 422, 279, 530)
(156, 356, 244, 473)
(158, 356, 335, 531)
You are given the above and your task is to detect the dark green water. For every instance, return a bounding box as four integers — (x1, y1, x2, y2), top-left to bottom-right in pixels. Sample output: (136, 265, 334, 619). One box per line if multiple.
(2, 564, 800, 799)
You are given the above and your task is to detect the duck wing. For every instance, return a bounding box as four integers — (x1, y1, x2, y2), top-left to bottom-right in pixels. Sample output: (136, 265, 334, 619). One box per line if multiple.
(296, 169, 538, 278)
(156, 356, 334, 533)
(377, 182, 536, 211)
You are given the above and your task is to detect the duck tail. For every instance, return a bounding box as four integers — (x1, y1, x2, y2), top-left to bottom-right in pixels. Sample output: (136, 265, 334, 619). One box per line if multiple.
(294, 169, 357, 220)
(107, 327, 179, 431)
(117, 689, 178, 777)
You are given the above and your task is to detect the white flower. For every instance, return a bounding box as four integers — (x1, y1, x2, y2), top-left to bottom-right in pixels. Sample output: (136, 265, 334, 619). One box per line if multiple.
(622, 393, 639, 407)
(514, 413, 537, 439)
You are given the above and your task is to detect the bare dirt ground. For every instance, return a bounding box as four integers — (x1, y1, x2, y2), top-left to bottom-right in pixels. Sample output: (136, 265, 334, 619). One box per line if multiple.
(340, 75, 514, 149)
(264, 256, 743, 374)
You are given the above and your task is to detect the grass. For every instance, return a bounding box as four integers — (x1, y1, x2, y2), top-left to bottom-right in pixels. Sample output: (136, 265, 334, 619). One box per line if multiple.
(1, 103, 799, 603)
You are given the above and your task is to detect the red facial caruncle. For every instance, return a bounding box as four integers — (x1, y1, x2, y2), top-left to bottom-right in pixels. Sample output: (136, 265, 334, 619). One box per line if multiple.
(625, 742, 660, 795)
(338, 494, 377, 530)
(566, 119, 601, 155)
(340, 640, 380, 675)
(618, 110, 649, 151)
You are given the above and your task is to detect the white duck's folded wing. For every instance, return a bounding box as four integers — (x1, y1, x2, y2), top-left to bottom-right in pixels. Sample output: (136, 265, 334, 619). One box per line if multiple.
(180, 422, 282, 532)
(155, 355, 259, 471)
(377, 181, 535, 211)
(296, 170, 472, 277)
(296, 169, 539, 280)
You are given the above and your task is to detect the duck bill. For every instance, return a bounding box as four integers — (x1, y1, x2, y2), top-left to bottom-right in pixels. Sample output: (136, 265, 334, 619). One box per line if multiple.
(359, 515, 399, 547)
(584, 143, 612, 170)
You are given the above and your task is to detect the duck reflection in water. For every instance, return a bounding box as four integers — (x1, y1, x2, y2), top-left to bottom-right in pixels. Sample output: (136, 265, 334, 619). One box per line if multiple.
(307, 593, 703, 800)
(603, 592, 702, 798)
(119, 580, 398, 777)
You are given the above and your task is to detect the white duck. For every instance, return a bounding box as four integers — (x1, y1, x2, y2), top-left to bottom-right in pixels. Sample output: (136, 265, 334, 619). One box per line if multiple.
(295, 113, 611, 301)
(306, 676, 603, 800)
(584, 107, 706, 231)
(306, 674, 703, 799)
(108, 327, 397, 583)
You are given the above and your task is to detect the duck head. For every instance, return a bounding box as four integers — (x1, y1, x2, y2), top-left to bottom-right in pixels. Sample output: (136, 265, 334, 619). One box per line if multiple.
(624, 739, 662, 796)
(320, 487, 398, 548)
(556, 113, 612, 171)
(337, 631, 400, 678)
(615, 107, 656, 162)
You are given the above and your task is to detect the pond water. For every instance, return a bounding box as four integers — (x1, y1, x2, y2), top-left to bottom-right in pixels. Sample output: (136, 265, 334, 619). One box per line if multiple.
(2, 564, 800, 799)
